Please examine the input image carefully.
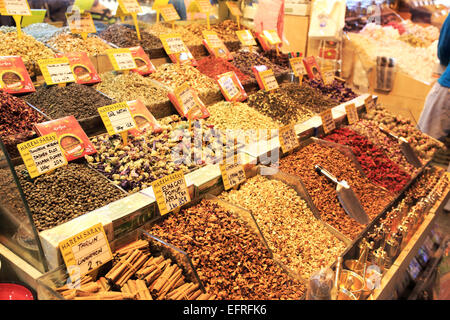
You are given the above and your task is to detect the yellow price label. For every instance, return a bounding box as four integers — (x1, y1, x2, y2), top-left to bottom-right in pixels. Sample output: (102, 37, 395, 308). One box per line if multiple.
(202, 30, 224, 48)
(160, 33, 187, 55)
(118, 0, 142, 14)
(159, 4, 180, 22)
(365, 96, 376, 113)
(263, 30, 282, 45)
(0, 0, 31, 16)
(17, 133, 68, 178)
(195, 0, 213, 13)
(259, 69, 279, 91)
(279, 125, 299, 154)
(106, 48, 137, 71)
(220, 158, 246, 191)
(66, 11, 96, 34)
(226, 1, 242, 16)
(289, 57, 305, 77)
(151, 170, 191, 215)
(217, 72, 240, 101)
(345, 103, 359, 125)
(320, 109, 336, 134)
(236, 30, 256, 47)
(174, 83, 199, 115)
(98, 102, 137, 136)
(59, 223, 113, 282)
(37, 57, 75, 85)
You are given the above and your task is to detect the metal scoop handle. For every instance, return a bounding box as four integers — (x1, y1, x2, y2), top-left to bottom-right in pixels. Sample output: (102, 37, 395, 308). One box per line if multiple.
(315, 165, 339, 184)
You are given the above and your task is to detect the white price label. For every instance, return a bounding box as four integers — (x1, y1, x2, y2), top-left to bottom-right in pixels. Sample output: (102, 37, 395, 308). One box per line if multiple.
(47, 63, 75, 84)
(165, 36, 186, 54)
(218, 76, 239, 99)
(114, 52, 136, 70)
(1, 0, 31, 16)
(152, 171, 191, 215)
(220, 161, 246, 190)
(98, 102, 137, 135)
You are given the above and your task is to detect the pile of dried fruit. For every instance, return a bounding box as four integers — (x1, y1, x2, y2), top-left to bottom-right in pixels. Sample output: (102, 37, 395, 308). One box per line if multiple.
(148, 199, 306, 300)
(279, 142, 394, 240)
(363, 104, 444, 162)
(0, 32, 55, 77)
(46, 33, 112, 56)
(323, 127, 412, 193)
(219, 175, 347, 280)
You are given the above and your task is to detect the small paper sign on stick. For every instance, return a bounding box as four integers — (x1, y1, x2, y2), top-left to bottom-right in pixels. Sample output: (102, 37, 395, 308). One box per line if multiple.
(236, 30, 256, 47)
(0, 0, 31, 38)
(365, 96, 376, 113)
(220, 156, 246, 190)
(118, 0, 142, 40)
(320, 109, 336, 134)
(217, 72, 241, 101)
(106, 48, 137, 71)
(279, 125, 299, 154)
(37, 57, 76, 86)
(98, 102, 137, 137)
(66, 11, 96, 39)
(17, 133, 68, 178)
(345, 103, 359, 125)
(225, 1, 242, 29)
(159, 4, 180, 22)
(259, 69, 279, 92)
(159, 33, 187, 55)
(59, 223, 113, 282)
(151, 170, 191, 215)
(289, 57, 305, 78)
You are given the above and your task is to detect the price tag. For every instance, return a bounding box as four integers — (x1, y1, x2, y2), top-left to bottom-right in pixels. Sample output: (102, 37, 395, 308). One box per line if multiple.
(263, 30, 282, 45)
(289, 57, 305, 77)
(174, 83, 198, 115)
(159, 4, 180, 22)
(17, 133, 68, 178)
(118, 0, 142, 14)
(37, 57, 75, 85)
(195, 0, 213, 13)
(66, 11, 96, 35)
(160, 33, 187, 55)
(226, 1, 242, 16)
(0, 0, 31, 16)
(259, 69, 279, 91)
(236, 30, 256, 47)
(279, 125, 299, 154)
(220, 160, 246, 190)
(345, 103, 359, 125)
(323, 70, 335, 85)
(0, 56, 35, 94)
(55, 52, 101, 85)
(98, 102, 137, 136)
(59, 223, 113, 281)
(217, 72, 240, 101)
(365, 96, 376, 113)
(202, 30, 223, 48)
(106, 48, 137, 71)
(320, 109, 336, 134)
(151, 170, 190, 215)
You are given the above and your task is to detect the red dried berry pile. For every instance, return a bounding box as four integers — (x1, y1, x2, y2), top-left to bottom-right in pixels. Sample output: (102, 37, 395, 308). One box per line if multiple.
(196, 56, 251, 84)
(324, 127, 411, 193)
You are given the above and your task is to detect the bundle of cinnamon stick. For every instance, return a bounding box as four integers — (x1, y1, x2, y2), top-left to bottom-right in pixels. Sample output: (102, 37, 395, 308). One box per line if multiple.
(55, 240, 216, 300)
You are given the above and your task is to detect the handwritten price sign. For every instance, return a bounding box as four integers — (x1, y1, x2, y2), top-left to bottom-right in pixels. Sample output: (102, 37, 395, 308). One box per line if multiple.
(220, 160, 246, 190)
(279, 125, 299, 154)
(98, 102, 137, 136)
(38, 57, 75, 85)
(152, 170, 191, 215)
(106, 48, 137, 71)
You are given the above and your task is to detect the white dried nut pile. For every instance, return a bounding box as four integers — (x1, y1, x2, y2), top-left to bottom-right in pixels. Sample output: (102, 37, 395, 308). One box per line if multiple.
(219, 175, 347, 280)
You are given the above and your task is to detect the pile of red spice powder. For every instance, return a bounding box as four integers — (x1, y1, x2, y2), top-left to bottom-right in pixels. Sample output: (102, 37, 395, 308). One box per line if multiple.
(323, 127, 411, 193)
(196, 56, 251, 84)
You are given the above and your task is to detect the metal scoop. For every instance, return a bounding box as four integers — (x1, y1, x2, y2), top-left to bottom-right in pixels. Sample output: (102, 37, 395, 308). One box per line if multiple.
(315, 165, 370, 225)
(379, 125, 422, 168)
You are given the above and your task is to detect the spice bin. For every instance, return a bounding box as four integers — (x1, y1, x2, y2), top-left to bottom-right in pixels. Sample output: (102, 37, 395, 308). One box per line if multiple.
(36, 228, 206, 300)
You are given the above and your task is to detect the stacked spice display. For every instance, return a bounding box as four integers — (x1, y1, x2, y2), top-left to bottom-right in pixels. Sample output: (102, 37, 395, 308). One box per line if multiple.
(15, 163, 125, 231)
(46, 32, 112, 56)
(323, 127, 411, 193)
(86, 115, 236, 193)
(149, 63, 221, 104)
(148, 199, 306, 300)
(279, 142, 394, 240)
(196, 56, 251, 84)
(24, 83, 115, 120)
(349, 119, 417, 175)
(232, 51, 289, 79)
(364, 105, 444, 162)
(99, 24, 162, 56)
(0, 32, 55, 77)
(55, 239, 213, 300)
(0, 91, 45, 157)
(219, 175, 347, 280)
(305, 79, 358, 104)
(95, 72, 170, 118)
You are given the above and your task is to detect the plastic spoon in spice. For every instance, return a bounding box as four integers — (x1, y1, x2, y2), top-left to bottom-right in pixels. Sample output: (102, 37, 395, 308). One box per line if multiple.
(378, 125, 422, 168)
(314, 165, 370, 225)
